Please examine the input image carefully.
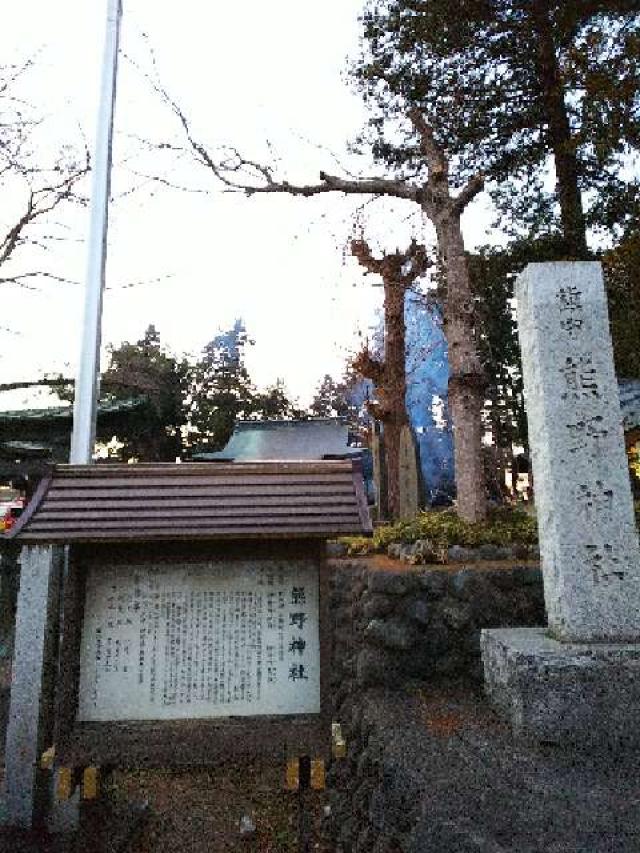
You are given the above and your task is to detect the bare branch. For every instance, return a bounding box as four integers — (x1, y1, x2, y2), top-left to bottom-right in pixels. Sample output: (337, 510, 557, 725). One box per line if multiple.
(0, 268, 173, 292)
(0, 147, 90, 269)
(351, 237, 430, 285)
(128, 47, 422, 204)
(0, 191, 35, 266)
(451, 173, 485, 216)
(0, 271, 78, 287)
(289, 130, 362, 180)
(121, 168, 210, 196)
(0, 378, 74, 393)
(106, 273, 175, 291)
(350, 238, 386, 276)
(317, 171, 419, 202)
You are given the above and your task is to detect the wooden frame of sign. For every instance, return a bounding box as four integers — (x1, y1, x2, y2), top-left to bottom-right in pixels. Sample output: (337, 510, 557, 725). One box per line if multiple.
(54, 539, 332, 768)
(7, 460, 371, 773)
(5, 460, 372, 827)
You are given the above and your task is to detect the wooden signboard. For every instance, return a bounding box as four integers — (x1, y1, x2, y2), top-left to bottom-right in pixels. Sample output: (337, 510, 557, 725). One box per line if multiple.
(55, 541, 332, 768)
(6, 461, 370, 788)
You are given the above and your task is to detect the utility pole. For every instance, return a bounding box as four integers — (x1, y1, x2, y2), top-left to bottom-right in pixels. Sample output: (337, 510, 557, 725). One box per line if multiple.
(70, 0, 123, 464)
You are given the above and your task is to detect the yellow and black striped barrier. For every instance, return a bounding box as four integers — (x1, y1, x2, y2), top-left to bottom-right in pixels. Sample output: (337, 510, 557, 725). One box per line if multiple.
(40, 748, 100, 804)
(285, 756, 325, 791)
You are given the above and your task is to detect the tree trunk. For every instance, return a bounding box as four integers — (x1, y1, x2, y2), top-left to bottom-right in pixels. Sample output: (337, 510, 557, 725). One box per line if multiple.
(531, 1, 589, 259)
(435, 215, 488, 522)
(490, 408, 508, 502)
(382, 277, 409, 520)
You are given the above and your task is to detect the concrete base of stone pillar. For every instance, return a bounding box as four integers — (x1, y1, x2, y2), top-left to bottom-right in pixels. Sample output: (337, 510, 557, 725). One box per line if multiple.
(481, 627, 640, 748)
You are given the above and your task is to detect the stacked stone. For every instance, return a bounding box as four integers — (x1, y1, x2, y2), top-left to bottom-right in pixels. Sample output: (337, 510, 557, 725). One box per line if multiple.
(387, 539, 539, 565)
(326, 562, 369, 853)
(327, 561, 547, 852)
(330, 564, 544, 689)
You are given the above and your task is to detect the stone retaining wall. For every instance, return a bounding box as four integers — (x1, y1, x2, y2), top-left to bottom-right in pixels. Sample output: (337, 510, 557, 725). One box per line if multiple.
(326, 558, 545, 852)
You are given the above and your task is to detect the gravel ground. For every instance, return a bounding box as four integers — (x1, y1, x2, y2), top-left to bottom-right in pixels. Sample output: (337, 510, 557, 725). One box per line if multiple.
(111, 760, 332, 853)
(0, 758, 333, 853)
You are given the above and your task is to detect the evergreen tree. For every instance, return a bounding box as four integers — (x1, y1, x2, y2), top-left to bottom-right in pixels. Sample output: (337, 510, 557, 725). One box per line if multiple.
(603, 232, 640, 380)
(99, 325, 189, 461)
(254, 379, 303, 420)
(353, 1, 640, 251)
(188, 319, 256, 451)
(309, 374, 351, 418)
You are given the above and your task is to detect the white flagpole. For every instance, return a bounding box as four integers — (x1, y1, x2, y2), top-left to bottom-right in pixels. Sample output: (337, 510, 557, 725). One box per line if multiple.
(70, 0, 123, 464)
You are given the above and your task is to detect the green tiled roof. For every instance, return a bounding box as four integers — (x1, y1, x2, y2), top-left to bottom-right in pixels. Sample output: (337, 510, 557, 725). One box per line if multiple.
(0, 397, 148, 422)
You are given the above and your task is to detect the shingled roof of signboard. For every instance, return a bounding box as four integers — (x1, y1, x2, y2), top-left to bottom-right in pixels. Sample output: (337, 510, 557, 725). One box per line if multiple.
(6, 460, 372, 543)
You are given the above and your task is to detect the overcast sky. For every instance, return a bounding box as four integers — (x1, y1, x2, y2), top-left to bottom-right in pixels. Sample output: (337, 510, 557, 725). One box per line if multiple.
(1, 0, 492, 409)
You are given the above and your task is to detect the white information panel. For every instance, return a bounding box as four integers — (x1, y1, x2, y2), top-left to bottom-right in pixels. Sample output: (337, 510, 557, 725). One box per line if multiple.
(77, 559, 320, 721)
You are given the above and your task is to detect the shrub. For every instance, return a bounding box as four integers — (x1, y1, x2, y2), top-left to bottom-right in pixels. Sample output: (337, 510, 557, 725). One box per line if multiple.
(338, 507, 538, 556)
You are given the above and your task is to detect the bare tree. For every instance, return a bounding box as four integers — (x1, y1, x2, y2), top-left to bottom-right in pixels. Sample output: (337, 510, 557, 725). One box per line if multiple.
(143, 76, 488, 520)
(0, 59, 90, 288)
(350, 238, 429, 520)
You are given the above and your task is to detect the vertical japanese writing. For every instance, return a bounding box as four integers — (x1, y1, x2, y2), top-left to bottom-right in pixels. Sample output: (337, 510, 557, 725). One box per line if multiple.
(559, 355, 601, 401)
(287, 584, 310, 685)
(584, 543, 626, 585)
(556, 285, 584, 338)
(564, 415, 609, 454)
(80, 561, 319, 720)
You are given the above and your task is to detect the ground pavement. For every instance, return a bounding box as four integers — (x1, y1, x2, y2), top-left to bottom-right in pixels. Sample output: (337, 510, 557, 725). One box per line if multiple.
(345, 682, 640, 852)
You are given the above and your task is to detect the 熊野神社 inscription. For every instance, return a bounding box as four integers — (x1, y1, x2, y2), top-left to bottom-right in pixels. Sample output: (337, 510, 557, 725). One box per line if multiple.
(78, 559, 320, 721)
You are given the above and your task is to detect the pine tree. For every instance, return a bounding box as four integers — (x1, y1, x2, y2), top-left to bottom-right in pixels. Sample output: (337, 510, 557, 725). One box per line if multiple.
(188, 319, 257, 451)
(353, 0, 640, 251)
(99, 325, 189, 461)
(255, 379, 302, 420)
(309, 375, 351, 418)
(603, 233, 640, 380)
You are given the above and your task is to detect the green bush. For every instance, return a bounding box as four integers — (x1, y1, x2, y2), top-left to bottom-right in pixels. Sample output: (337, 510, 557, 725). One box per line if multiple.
(339, 507, 538, 556)
(339, 499, 638, 558)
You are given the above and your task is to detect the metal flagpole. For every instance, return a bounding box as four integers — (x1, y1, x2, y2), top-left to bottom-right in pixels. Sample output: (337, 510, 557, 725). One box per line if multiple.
(70, 0, 123, 464)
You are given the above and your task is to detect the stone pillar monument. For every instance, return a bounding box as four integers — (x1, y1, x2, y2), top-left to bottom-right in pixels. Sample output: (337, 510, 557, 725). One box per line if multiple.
(398, 424, 421, 520)
(371, 424, 388, 522)
(481, 262, 640, 746)
(4, 546, 61, 826)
